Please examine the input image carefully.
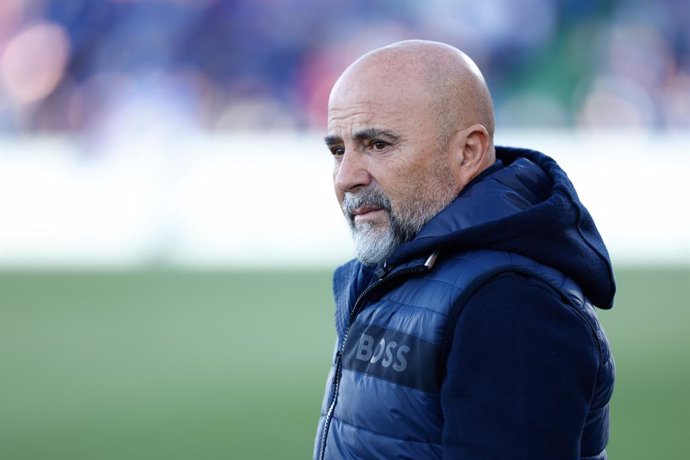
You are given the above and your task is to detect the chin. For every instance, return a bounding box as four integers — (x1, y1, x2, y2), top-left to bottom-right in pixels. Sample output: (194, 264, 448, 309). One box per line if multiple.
(352, 226, 398, 266)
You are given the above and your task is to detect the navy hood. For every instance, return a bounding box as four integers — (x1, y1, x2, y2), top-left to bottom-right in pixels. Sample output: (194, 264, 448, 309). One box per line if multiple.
(387, 146, 616, 309)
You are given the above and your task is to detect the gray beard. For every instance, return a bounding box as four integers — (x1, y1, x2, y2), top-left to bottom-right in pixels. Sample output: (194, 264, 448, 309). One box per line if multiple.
(350, 219, 400, 266)
(342, 186, 448, 266)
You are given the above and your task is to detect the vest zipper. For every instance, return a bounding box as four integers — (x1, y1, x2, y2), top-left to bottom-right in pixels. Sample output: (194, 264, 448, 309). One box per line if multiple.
(317, 252, 438, 460)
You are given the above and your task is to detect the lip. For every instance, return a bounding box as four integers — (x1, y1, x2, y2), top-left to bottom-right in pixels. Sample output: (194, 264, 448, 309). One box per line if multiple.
(353, 206, 382, 216)
(352, 206, 385, 221)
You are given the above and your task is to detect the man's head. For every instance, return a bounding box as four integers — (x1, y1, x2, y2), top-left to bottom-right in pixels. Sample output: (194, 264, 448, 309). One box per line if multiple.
(325, 40, 496, 265)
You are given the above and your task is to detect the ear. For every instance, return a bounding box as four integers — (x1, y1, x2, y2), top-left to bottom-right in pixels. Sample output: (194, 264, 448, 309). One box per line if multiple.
(454, 124, 492, 189)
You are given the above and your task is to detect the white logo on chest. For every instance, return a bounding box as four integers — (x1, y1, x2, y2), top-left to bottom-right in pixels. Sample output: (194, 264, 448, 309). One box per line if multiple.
(355, 333, 411, 372)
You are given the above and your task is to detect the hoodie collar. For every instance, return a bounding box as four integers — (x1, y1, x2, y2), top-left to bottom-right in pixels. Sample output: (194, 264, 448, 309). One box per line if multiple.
(385, 146, 616, 309)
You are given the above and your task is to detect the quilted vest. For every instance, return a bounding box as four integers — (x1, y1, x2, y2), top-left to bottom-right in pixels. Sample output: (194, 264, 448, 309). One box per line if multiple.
(314, 249, 613, 460)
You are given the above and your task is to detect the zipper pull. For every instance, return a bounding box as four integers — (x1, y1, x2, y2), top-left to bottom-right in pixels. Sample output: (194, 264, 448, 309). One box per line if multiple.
(424, 251, 439, 269)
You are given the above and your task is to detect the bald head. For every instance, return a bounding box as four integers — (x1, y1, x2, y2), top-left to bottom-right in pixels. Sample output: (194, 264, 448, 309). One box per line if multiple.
(327, 41, 497, 264)
(330, 40, 495, 151)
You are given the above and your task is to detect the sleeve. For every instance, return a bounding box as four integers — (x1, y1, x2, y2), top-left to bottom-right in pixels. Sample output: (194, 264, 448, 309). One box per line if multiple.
(441, 272, 600, 460)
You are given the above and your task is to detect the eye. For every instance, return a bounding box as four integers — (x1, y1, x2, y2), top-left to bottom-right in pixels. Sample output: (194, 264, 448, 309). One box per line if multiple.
(329, 146, 345, 157)
(371, 140, 389, 151)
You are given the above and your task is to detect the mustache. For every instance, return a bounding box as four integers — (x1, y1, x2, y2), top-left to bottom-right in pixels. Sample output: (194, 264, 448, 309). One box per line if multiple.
(342, 187, 392, 220)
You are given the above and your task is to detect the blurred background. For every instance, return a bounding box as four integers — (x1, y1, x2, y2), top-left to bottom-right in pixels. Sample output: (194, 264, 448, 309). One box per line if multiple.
(0, 0, 688, 458)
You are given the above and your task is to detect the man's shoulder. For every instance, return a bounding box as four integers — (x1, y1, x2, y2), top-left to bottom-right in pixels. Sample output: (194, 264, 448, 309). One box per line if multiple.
(458, 271, 609, 363)
(428, 249, 566, 292)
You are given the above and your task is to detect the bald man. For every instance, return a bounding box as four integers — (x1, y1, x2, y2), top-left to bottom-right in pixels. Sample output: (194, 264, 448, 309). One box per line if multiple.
(315, 41, 615, 460)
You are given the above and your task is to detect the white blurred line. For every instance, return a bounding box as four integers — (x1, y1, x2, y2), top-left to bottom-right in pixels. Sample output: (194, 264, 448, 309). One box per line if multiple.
(0, 130, 688, 268)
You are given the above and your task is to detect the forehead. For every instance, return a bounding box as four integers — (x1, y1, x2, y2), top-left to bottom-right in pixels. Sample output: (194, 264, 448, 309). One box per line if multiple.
(327, 81, 432, 136)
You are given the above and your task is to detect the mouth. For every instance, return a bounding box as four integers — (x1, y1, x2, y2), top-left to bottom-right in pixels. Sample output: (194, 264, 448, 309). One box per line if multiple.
(352, 206, 386, 222)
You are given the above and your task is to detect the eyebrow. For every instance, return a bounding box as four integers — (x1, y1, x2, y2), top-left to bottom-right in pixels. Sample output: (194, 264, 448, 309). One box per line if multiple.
(323, 134, 341, 147)
(323, 128, 402, 146)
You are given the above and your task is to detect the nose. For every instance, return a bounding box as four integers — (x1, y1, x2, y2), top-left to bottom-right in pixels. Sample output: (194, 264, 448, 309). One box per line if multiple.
(334, 149, 371, 193)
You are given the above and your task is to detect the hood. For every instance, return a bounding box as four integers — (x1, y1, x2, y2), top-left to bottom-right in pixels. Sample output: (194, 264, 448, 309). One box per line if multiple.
(387, 146, 616, 309)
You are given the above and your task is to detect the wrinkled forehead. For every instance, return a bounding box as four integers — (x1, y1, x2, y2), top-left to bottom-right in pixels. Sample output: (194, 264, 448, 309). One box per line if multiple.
(327, 73, 433, 133)
(329, 61, 431, 106)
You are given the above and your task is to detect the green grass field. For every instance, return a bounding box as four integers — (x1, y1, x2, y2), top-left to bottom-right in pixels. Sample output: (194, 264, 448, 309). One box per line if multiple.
(1, 267, 688, 459)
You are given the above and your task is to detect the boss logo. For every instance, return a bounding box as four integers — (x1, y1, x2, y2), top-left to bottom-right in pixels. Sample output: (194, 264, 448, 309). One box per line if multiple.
(342, 322, 439, 392)
(355, 333, 410, 372)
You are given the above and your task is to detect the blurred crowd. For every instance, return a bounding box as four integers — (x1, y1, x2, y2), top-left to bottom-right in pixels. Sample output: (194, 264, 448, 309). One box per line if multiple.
(0, 0, 688, 137)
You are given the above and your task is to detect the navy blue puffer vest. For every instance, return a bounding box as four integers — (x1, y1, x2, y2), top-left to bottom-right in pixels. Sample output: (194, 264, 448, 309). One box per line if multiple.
(314, 249, 614, 459)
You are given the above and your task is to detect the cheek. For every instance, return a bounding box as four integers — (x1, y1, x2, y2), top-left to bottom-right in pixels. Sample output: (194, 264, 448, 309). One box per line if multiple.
(386, 160, 441, 212)
(377, 160, 422, 200)
(388, 182, 417, 213)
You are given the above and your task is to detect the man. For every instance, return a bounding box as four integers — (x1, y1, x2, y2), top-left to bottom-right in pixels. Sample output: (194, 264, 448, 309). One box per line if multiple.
(314, 40, 615, 460)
